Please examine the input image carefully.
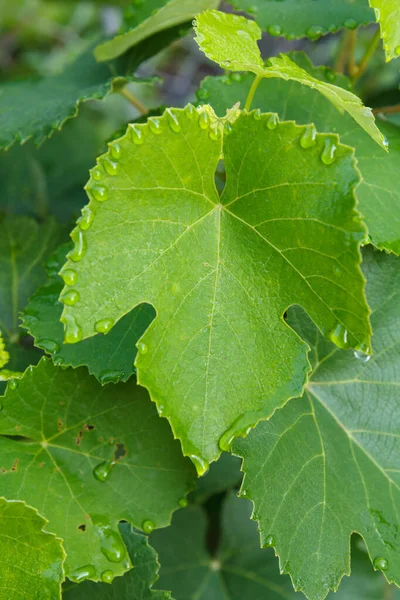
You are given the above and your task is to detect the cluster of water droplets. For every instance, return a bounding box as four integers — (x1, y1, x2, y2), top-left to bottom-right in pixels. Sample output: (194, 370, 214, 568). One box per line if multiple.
(265, 18, 359, 41)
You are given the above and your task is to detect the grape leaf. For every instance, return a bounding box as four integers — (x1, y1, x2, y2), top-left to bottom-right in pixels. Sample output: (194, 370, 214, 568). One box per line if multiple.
(59, 105, 370, 468)
(194, 10, 387, 150)
(0, 498, 65, 600)
(63, 525, 171, 599)
(233, 247, 400, 599)
(94, 0, 219, 61)
(22, 244, 155, 384)
(197, 51, 400, 254)
(369, 0, 400, 61)
(227, 0, 374, 40)
(0, 23, 183, 150)
(0, 358, 195, 582)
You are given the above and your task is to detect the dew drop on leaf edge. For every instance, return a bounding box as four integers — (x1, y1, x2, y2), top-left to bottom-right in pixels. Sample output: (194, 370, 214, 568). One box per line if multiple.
(70, 564, 96, 582)
(264, 534, 275, 547)
(101, 570, 114, 583)
(374, 557, 388, 571)
(142, 519, 155, 534)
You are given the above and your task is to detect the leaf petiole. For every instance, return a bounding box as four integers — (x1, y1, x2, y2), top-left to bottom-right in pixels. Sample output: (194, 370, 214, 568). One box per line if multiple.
(245, 73, 263, 111)
(353, 27, 381, 84)
(119, 86, 148, 115)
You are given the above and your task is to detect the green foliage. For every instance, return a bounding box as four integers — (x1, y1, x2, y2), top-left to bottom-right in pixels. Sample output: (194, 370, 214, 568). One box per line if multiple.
(196, 52, 400, 254)
(95, 0, 219, 61)
(2, 2, 400, 598)
(369, 0, 400, 61)
(0, 358, 195, 581)
(0, 498, 65, 600)
(234, 248, 400, 599)
(59, 105, 371, 467)
(227, 0, 375, 40)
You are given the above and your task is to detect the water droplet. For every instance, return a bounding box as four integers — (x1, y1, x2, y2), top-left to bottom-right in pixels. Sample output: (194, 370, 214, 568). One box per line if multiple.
(99, 370, 124, 385)
(267, 114, 278, 130)
(240, 489, 247, 497)
(68, 231, 87, 262)
(110, 143, 122, 160)
(78, 206, 94, 231)
(321, 138, 337, 165)
(219, 430, 236, 452)
(97, 524, 126, 563)
(92, 167, 103, 181)
(37, 339, 60, 355)
(300, 124, 317, 149)
(344, 18, 357, 30)
(396, 46, 400, 56)
(90, 185, 108, 202)
(198, 111, 210, 130)
(189, 454, 209, 477)
(166, 108, 181, 133)
(95, 318, 114, 334)
(164, 593, 171, 599)
(306, 25, 324, 40)
(8, 379, 18, 391)
(70, 564, 96, 582)
(354, 349, 371, 363)
(148, 118, 162, 134)
(60, 289, 80, 306)
(142, 520, 155, 534)
(224, 122, 233, 134)
(230, 72, 242, 82)
(61, 314, 83, 344)
(103, 158, 119, 176)
(101, 570, 114, 583)
(209, 126, 221, 141)
(93, 460, 114, 482)
(329, 323, 349, 349)
(267, 24, 282, 37)
(196, 87, 210, 101)
(253, 108, 261, 120)
(184, 104, 196, 119)
(264, 534, 275, 547)
(374, 556, 388, 571)
(383, 136, 389, 150)
(137, 341, 148, 355)
(61, 269, 78, 286)
(131, 125, 145, 144)
(179, 497, 188, 508)
(328, 24, 339, 33)
(324, 69, 336, 83)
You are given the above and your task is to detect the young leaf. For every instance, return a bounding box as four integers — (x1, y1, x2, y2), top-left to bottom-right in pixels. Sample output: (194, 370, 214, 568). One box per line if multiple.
(22, 244, 155, 384)
(0, 358, 195, 582)
(233, 247, 400, 599)
(0, 498, 65, 599)
(197, 51, 400, 254)
(369, 0, 400, 61)
(194, 10, 387, 149)
(59, 106, 370, 468)
(226, 0, 375, 40)
(63, 525, 170, 598)
(95, 0, 219, 62)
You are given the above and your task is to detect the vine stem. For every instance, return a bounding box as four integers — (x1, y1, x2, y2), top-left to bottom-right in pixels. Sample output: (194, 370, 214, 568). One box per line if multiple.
(348, 30, 358, 78)
(372, 104, 400, 116)
(119, 86, 148, 115)
(334, 30, 352, 73)
(245, 74, 262, 111)
(352, 28, 381, 84)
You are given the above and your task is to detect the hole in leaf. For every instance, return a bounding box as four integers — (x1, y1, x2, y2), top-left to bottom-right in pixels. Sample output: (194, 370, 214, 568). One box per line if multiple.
(114, 443, 127, 461)
(78, 524, 86, 532)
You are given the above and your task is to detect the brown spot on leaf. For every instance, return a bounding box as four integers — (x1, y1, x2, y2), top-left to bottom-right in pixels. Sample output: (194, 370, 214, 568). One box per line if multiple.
(11, 459, 19, 472)
(84, 424, 95, 431)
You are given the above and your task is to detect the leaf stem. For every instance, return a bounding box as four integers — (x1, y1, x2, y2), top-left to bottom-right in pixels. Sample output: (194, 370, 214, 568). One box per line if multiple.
(352, 28, 381, 84)
(348, 30, 358, 78)
(372, 104, 400, 116)
(334, 30, 352, 73)
(245, 74, 262, 111)
(119, 86, 148, 115)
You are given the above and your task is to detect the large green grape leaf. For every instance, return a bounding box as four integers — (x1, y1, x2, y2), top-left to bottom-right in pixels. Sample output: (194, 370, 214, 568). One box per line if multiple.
(152, 491, 395, 599)
(63, 525, 171, 599)
(94, 0, 219, 61)
(369, 0, 400, 61)
(233, 247, 400, 600)
(0, 358, 195, 582)
(0, 498, 65, 600)
(227, 0, 374, 40)
(59, 105, 370, 468)
(194, 10, 387, 150)
(0, 24, 183, 150)
(197, 51, 400, 254)
(22, 244, 155, 384)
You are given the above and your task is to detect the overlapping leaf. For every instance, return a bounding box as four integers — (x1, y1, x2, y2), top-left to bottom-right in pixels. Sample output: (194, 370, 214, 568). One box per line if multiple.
(234, 247, 400, 599)
(0, 358, 195, 582)
(369, 0, 400, 61)
(227, 0, 374, 39)
(0, 498, 65, 600)
(63, 525, 171, 599)
(194, 10, 387, 149)
(197, 51, 400, 254)
(59, 105, 370, 467)
(22, 244, 155, 384)
(94, 0, 219, 61)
